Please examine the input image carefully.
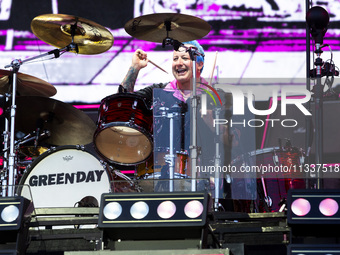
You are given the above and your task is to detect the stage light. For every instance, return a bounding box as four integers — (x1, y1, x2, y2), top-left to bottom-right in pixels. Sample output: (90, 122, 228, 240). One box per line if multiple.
(287, 189, 340, 224)
(184, 200, 204, 218)
(319, 198, 338, 216)
(1, 205, 20, 223)
(291, 198, 311, 216)
(98, 192, 209, 248)
(157, 201, 176, 219)
(130, 201, 149, 219)
(103, 202, 122, 220)
(0, 196, 33, 254)
(0, 196, 32, 231)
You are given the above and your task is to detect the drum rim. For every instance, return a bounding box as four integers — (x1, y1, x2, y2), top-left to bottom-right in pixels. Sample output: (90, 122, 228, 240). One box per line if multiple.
(100, 92, 152, 110)
(93, 122, 154, 166)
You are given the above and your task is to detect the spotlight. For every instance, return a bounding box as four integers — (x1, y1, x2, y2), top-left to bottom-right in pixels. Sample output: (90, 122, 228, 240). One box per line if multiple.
(287, 189, 340, 224)
(0, 196, 32, 231)
(287, 189, 340, 238)
(0, 196, 33, 254)
(98, 192, 209, 249)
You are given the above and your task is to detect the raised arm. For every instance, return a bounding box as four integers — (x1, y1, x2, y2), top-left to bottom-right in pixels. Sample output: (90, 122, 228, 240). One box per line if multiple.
(120, 49, 149, 92)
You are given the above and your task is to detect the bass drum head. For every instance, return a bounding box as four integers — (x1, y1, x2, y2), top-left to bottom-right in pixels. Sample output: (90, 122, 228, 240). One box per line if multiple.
(19, 145, 112, 208)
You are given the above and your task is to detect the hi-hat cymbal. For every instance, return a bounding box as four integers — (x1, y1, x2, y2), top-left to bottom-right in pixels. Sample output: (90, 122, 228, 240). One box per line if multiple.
(15, 96, 96, 146)
(124, 13, 211, 43)
(0, 70, 56, 97)
(31, 14, 114, 55)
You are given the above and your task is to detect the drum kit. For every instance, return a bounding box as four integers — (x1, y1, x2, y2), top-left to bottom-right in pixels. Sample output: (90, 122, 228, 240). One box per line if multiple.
(0, 12, 305, 212)
(0, 12, 212, 208)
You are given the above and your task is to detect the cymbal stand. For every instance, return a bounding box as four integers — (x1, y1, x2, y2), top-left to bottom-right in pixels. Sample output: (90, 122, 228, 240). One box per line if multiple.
(3, 42, 78, 197)
(1, 94, 10, 197)
(159, 106, 180, 192)
(213, 105, 222, 211)
(162, 37, 204, 191)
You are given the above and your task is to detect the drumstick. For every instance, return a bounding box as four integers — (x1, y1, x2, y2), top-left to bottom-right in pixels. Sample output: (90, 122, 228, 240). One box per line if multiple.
(138, 52, 168, 74)
(209, 51, 218, 86)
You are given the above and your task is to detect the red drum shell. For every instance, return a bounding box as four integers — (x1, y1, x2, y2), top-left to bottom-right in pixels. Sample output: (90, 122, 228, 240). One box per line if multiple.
(94, 93, 153, 165)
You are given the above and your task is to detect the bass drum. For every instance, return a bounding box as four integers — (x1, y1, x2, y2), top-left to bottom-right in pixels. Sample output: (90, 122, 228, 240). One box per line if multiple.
(19, 145, 112, 208)
(231, 147, 305, 212)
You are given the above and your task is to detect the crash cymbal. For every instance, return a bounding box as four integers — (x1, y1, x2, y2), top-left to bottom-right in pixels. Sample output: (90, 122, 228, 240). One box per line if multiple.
(0, 70, 56, 97)
(124, 13, 211, 43)
(15, 96, 96, 146)
(31, 14, 114, 55)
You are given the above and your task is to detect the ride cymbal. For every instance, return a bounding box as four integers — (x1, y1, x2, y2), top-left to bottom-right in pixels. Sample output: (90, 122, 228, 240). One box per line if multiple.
(31, 14, 114, 54)
(124, 13, 211, 43)
(15, 96, 96, 146)
(0, 70, 56, 97)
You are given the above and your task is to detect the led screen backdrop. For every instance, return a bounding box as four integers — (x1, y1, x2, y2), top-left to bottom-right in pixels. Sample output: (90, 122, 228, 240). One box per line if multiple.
(1, 0, 340, 104)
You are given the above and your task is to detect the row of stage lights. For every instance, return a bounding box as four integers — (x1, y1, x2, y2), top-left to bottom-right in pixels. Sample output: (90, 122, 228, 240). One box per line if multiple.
(287, 189, 340, 223)
(101, 195, 205, 221)
(2, 189, 340, 254)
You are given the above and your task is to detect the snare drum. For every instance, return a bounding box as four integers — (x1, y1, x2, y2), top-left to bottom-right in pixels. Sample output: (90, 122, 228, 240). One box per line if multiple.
(18, 145, 112, 208)
(94, 93, 153, 165)
(137, 147, 189, 179)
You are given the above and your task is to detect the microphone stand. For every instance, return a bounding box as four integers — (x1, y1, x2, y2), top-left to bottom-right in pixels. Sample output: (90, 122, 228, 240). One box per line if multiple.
(162, 38, 204, 192)
(306, 5, 330, 189)
(313, 42, 324, 189)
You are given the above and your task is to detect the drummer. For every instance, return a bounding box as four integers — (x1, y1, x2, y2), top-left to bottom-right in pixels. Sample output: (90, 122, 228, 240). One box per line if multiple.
(120, 40, 205, 101)
(120, 40, 232, 145)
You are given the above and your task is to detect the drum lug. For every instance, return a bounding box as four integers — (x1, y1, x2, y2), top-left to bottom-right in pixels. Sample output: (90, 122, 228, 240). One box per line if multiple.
(76, 144, 85, 151)
(49, 146, 57, 153)
(132, 100, 138, 109)
(273, 152, 279, 165)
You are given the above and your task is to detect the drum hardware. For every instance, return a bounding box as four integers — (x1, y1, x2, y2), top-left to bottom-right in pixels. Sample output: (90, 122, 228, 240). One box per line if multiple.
(124, 13, 210, 191)
(260, 176, 273, 209)
(158, 106, 180, 192)
(2, 14, 112, 197)
(212, 105, 223, 211)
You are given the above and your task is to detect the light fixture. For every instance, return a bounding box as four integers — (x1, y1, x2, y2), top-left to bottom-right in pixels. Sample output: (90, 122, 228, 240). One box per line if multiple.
(0, 196, 33, 254)
(288, 244, 340, 255)
(98, 191, 209, 248)
(287, 189, 340, 225)
(287, 189, 340, 239)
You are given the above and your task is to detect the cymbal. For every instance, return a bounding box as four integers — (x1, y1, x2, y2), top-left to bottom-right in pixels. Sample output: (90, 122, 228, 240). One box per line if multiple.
(31, 14, 114, 55)
(124, 13, 211, 43)
(15, 96, 96, 146)
(0, 70, 57, 97)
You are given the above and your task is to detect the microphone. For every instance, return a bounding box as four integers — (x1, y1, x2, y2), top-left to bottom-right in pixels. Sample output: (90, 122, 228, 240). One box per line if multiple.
(306, 6, 330, 44)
